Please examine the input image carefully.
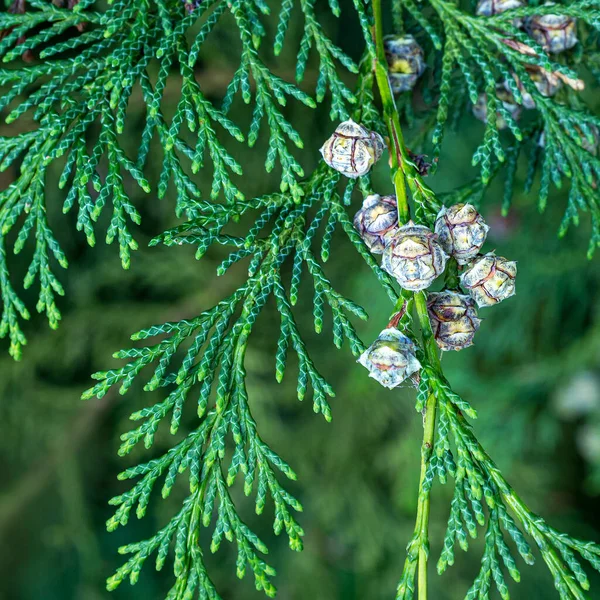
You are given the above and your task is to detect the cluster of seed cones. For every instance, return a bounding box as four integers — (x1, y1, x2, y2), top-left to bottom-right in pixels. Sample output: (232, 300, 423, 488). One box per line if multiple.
(354, 198, 517, 389)
(318, 120, 517, 389)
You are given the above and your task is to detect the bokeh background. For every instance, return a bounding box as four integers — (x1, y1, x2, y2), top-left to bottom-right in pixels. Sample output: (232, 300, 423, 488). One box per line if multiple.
(1, 3, 600, 600)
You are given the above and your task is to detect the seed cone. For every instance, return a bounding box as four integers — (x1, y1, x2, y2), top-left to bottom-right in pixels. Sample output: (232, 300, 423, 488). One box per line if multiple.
(382, 222, 448, 291)
(477, 0, 526, 27)
(527, 7, 578, 54)
(353, 194, 398, 254)
(476, 0, 525, 16)
(434, 203, 489, 265)
(358, 328, 421, 389)
(427, 291, 482, 351)
(461, 253, 517, 307)
(384, 35, 426, 93)
(320, 119, 385, 179)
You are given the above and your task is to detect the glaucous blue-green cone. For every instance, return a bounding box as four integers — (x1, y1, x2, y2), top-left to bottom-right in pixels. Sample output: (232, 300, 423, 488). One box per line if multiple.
(527, 6, 578, 54)
(461, 253, 517, 307)
(353, 194, 398, 254)
(320, 119, 385, 179)
(383, 35, 426, 93)
(358, 329, 421, 389)
(382, 221, 448, 291)
(427, 291, 482, 351)
(434, 203, 489, 266)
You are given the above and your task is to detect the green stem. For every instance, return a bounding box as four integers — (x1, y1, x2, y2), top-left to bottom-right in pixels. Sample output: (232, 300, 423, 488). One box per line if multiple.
(416, 391, 436, 599)
(371, 1, 439, 225)
(413, 292, 441, 600)
(444, 257, 460, 290)
(371, 4, 442, 598)
(372, 0, 410, 224)
(394, 294, 442, 600)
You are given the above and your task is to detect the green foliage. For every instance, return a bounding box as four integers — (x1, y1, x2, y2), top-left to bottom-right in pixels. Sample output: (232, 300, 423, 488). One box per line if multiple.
(3, 0, 600, 599)
(423, 372, 600, 600)
(0, 0, 360, 358)
(395, 0, 600, 256)
(80, 161, 397, 596)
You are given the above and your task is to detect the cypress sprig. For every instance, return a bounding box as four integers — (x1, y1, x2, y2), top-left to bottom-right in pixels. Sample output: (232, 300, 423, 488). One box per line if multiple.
(82, 164, 380, 593)
(3, 0, 600, 599)
(0, 0, 361, 358)
(396, 0, 600, 255)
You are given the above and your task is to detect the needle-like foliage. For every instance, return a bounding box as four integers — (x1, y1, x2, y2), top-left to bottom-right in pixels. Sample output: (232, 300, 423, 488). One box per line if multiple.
(0, 0, 363, 358)
(3, 0, 600, 598)
(396, 0, 600, 255)
(81, 165, 383, 597)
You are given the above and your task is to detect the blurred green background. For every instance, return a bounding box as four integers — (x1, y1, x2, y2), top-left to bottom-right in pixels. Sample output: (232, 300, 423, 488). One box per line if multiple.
(1, 4, 600, 600)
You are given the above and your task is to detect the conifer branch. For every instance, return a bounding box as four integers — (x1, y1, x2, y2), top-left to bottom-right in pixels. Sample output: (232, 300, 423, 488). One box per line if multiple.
(3, 1, 600, 599)
(0, 0, 359, 357)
